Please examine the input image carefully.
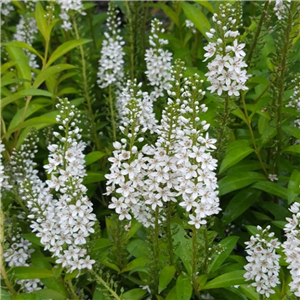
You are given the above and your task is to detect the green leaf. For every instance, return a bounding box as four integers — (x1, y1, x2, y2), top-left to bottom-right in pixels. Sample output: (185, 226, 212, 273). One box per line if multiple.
(252, 181, 289, 201)
(272, 220, 287, 229)
(154, 3, 179, 26)
(222, 189, 260, 225)
(1, 89, 53, 109)
(121, 289, 147, 300)
(64, 270, 79, 280)
(22, 233, 43, 247)
(89, 238, 113, 251)
(4, 115, 57, 139)
(0, 288, 12, 300)
(12, 295, 38, 300)
(193, 1, 214, 13)
(180, 2, 210, 37)
(1, 61, 17, 74)
(176, 275, 192, 300)
(202, 270, 246, 290)
(238, 285, 259, 300)
(46, 39, 91, 67)
(219, 141, 254, 174)
(5, 41, 43, 60)
(283, 125, 300, 140)
(121, 257, 147, 273)
(83, 171, 106, 184)
(218, 172, 266, 196)
(31, 248, 68, 297)
(5, 45, 31, 89)
(1, 77, 31, 88)
(127, 219, 142, 239)
(288, 169, 300, 203)
(8, 99, 51, 130)
(165, 286, 178, 300)
(85, 151, 105, 166)
(14, 267, 54, 279)
(208, 236, 239, 274)
(33, 289, 66, 300)
(159, 265, 176, 293)
(283, 145, 300, 154)
(126, 239, 148, 258)
(33, 64, 76, 89)
(35, 2, 48, 41)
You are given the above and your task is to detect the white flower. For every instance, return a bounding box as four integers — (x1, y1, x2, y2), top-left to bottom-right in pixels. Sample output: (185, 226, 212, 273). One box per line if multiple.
(244, 226, 281, 297)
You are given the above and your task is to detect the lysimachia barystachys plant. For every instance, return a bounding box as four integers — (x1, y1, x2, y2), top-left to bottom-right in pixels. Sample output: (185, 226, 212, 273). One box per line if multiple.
(4, 232, 43, 293)
(244, 226, 281, 298)
(0, 0, 14, 25)
(145, 18, 173, 101)
(13, 7, 38, 72)
(286, 74, 300, 138)
(57, 0, 85, 31)
(106, 60, 219, 228)
(283, 202, 300, 297)
(97, 2, 125, 90)
(204, 3, 249, 97)
(19, 98, 96, 273)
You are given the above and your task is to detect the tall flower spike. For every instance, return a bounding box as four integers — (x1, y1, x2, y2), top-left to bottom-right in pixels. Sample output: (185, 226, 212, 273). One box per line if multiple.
(116, 80, 158, 134)
(107, 60, 220, 229)
(97, 2, 125, 89)
(145, 18, 173, 100)
(20, 98, 96, 273)
(283, 202, 300, 297)
(286, 75, 300, 140)
(4, 231, 43, 293)
(0, 143, 12, 192)
(244, 225, 281, 298)
(0, 0, 14, 24)
(272, 0, 292, 20)
(57, 0, 85, 31)
(13, 15, 38, 70)
(203, 3, 249, 97)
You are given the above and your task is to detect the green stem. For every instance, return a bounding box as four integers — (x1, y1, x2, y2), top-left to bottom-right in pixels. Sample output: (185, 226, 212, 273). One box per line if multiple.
(192, 226, 201, 300)
(91, 270, 122, 300)
(0, 205, 18, 296)
(166, 201, 174, 266)
(241, 93, 268, 176)
(109, 85, 117, 141)
(246, 1, 269, 67)
(66, 279, 79, 300)
(72, 16, 101, 151)
(153, 207, 160, 295)
(274, 1, 294, 175)
(125, 2, 135, 80)
(216, 94, 230, 160)
(115, 218, 123, 269)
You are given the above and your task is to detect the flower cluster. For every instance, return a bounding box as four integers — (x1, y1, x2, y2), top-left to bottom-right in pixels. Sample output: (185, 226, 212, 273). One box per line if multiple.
(244, 225, 281, 298)
(145, 19, 173, 100)
(4, 233, 43, 293)
(286, 75, 300, 138)
(185, 20, 196, 34)
(203, 3, 249, 97)
(13, 15, 38, 70)
(273, 0, 292, 20)
(0, 142, 11, 191)
(107, 61, 220, 228)
(0, 0, 14, 24)
(97, 3, 125, 89)
(283, 202, 300, 297)
(57, 0, 85, 31)
(18, 98, 96, 273)
(116, 80, 157, 134)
